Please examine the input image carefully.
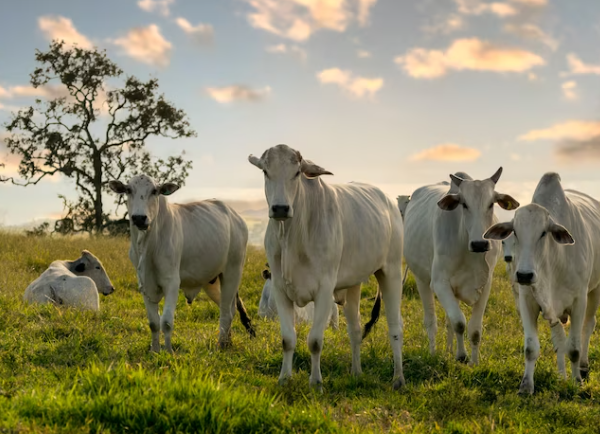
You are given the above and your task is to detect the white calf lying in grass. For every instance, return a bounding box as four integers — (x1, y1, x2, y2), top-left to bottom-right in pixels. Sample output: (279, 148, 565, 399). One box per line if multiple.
(258, 267, 339, 329)
(24, 250, 115, 311)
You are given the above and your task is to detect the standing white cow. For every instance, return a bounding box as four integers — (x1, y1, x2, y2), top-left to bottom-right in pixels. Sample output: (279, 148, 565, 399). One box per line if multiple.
(502, 234, 520, 316)
(249, 144, 405, 390)
(109, 175, 255, 353)
(24, 250, 115, 311)
(403, 169, 519, 364)
(258, 266, 340, 329)
(484, 173, 600, 393)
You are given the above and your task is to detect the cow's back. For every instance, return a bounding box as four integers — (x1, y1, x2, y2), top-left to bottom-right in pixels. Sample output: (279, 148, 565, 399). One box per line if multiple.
(403, 183, 449, 282)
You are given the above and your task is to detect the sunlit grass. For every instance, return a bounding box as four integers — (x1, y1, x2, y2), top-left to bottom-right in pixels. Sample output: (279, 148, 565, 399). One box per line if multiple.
(0, 231, 599, 433)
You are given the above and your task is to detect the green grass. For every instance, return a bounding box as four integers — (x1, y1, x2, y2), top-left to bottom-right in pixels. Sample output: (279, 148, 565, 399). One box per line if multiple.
(1, 232, 599, 433)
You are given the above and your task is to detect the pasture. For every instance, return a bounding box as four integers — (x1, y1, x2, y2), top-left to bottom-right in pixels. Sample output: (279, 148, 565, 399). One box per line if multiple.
(0, 231, 599, 433)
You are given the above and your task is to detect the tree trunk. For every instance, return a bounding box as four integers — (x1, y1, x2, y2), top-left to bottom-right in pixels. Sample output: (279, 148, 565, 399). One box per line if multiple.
(92, 150, 103, 234)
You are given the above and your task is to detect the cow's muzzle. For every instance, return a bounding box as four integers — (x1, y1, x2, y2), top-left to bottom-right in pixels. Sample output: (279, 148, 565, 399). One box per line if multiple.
(469, 240, 490, 253)
(504, 255, 513, 263)
(131, 214, 149, 230)
(516, 270, 536, 285)
(270, 204, 291, 220)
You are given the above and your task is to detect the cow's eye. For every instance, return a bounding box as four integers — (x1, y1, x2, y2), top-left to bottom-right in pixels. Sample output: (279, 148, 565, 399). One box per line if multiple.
(294, 170, 300, 179)
(513, 231, 518, 240)
(126, 187, 132, 195)
(95, 266, 101, 270)
(489, 203, 494, 210)
(151, 188, 158, 195)
(263, 170, 269, 179)
(462, 203, 469, 210)
(541, 231, 547, 239)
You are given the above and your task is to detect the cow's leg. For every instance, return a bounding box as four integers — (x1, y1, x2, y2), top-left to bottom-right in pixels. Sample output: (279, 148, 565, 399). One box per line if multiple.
(445, 315, 454, 354)
(467, 275, 492, 366)
(433, 279, 467, 362)
(519, 289, 541, 394)
(329, 301, 340, 330)
(160, 279, 181, 354)
(308, 288, 335, 391)
(415, 276, 438, 355)
(273, 286, 296, 385)
(566, 294, 586, 383)
(376, 269, 405, 390)
(580, 286, 600, 379)
(343, 284, 362, 376)
(217, 265, 244, 348)
(143, 294, 161, 352)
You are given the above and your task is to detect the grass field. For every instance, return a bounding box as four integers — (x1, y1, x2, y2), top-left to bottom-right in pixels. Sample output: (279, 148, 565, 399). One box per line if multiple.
(1, 231, 599, 433)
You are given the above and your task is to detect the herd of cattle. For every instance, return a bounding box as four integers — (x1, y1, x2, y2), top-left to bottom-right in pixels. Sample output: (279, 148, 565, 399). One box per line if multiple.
(22, 144, 600, 395)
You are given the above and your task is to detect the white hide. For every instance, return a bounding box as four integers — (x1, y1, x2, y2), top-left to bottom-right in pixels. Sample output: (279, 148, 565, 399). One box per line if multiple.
(249, 144, 405, 390)
(484, 173, 600, 394)
(24, 250, 114, 311)
(109, 174, 254, 353)
(403, 169, 519, 364)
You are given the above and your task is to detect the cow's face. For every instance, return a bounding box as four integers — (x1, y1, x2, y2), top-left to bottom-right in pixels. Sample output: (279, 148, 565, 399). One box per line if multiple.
(502, 233, 516, 263)
(484, 204, 574, 285)
(248, 144, 332, 220)
(437, 168, 520, 253)
(109, 174, 180, 231)
(73, 250, 115, 295)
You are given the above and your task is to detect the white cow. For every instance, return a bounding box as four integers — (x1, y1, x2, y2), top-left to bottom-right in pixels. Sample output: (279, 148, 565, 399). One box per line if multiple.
(24, 250, 114, 311)
(403, 169, 519, 364)
(258, 267, 340, 329)
(249, 144, 405, 390)
(484, 173, 600, 393)
(502, 234, 520, 316)
(397, 195, 411, 286)
(109, 175, 255, 353)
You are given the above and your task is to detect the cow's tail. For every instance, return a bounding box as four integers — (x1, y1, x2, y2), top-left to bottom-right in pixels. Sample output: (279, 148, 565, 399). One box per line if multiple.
(362, 288, 382, 339)
(236, 293, 256, 338)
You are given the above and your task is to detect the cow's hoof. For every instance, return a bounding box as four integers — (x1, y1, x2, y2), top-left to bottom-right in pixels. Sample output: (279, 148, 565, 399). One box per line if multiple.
(393, 377, 406, 391)
(218, 340, 232, 350)
(278, 376, 290, 387)
(580, 365, 590, 381)
(456, 354, 468, 364)
(518, 378, 534, 395)
(310, 381, 324, 394)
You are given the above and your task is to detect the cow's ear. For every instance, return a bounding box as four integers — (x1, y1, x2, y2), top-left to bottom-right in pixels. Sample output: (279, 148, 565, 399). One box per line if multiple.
(248, 155, 264, 169)
(74, 262, 86, 273)
(301, 159, 333, 178)
(109, 180, 128, 194)
(437, 194, 461, 211)
(159, 183, 180, 196)
(549, 219, 575, 245)
(495, 193, 520, 211)
(483, 222, 514, 240)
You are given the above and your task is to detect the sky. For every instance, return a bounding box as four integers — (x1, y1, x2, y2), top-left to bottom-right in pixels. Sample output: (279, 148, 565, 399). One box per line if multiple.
(0, 0, 599, 227)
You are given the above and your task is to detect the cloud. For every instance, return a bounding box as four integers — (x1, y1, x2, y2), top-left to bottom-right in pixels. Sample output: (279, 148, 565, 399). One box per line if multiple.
(112, 25, 172, 67)
(563, 53, 600, 76)
(357, 0, 377, 26)
(138, 0, 174, 17)
(242, 0, 377, 41)
(509, 153, 521, 161)
(509, 0, 547, 5)
(316, 68, 383, 98)
(395, 38, 544, 79)
(205, 85, 271, 104)
(357, 49, 371, 58)
(38, 16, 92, 49)
(504, 23, 558, 50)
(561, 81, 577, 101)
(455, 0, 517, 17)
(518, 120, 600, 142)
(555, 135, 600, 162)
(527, 72, 538, 81)
(175, 18, 214, 45)
(265, 43, 307, 60)
(423, 14, 465, 35)
(409, 143, 482, 162)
